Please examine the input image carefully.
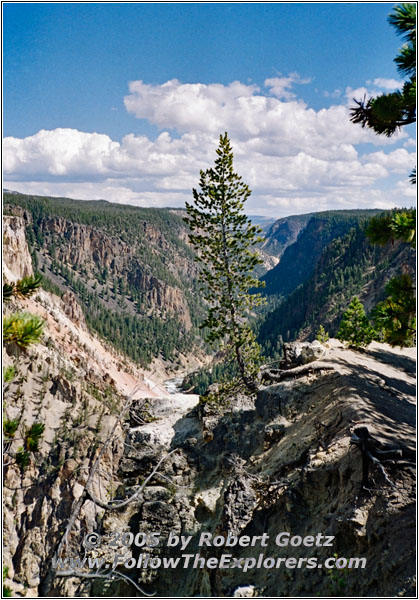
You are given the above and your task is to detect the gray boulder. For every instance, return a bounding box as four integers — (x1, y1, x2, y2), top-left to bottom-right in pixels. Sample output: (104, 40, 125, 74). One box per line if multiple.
(283, 340, 326, 366)
(233, 585, 256, 597)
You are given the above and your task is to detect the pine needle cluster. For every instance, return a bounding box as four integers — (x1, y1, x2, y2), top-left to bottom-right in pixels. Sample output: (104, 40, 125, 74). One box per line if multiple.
(3, 312, 45, 349)
(3, 274, 42, 302)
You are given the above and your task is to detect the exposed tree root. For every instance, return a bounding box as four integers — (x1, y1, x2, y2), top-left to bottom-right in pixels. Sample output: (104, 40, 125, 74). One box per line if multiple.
(350, 426, 403, 491)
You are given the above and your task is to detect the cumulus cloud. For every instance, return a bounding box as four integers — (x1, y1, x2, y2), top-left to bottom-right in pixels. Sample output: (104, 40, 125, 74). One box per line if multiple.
(396, 178, 417, 198)
(4, 76, 416, 217)
(124, 78, 392, 149)
(3, 129, 120, 178)
(264, 73, 312, 100)
(372, 77, 402, 90)
(363, 148, 416, 174)
(404, 137, 417, 148)
(124, 79, 259, 133)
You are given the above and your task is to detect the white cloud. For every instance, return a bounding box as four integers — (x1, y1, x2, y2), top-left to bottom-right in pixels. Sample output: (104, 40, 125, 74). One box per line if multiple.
(4, 77, 416, 217)
(345, 85, 376, 106)
(3, 129, 120, 177)
(364, 148, 416, 174)
(372, 77, 402, 90)
(396, 178, 417, 198)
(124, 79, 393, 149)
(264, 73, 311, 100)
(124, 79, 259, 134)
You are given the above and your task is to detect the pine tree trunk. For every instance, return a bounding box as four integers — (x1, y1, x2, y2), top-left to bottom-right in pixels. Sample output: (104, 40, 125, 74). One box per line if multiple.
(219, 177, 257, 393)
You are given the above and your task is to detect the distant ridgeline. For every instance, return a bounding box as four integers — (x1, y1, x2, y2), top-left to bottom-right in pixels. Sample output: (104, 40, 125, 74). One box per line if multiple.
(258, 211, 416, 358)
(260, 210, 384, 297)
(3, 191, 208, 367)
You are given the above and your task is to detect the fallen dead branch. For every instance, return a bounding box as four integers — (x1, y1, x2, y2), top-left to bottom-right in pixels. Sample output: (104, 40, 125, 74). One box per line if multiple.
(261, 362, 336, 383)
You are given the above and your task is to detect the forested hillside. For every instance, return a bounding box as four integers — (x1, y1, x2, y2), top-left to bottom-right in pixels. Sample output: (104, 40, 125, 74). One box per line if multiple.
(258, 223, 416, 357)
(4, 192, 208, 368)
(261, 210, 383, 297)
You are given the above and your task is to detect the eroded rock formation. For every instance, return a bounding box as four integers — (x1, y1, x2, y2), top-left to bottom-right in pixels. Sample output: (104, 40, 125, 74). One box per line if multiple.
(3, 215, 34, 282)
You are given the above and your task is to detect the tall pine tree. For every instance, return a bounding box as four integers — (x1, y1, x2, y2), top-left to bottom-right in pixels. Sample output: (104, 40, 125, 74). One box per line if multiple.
(184, 133, 265, 395)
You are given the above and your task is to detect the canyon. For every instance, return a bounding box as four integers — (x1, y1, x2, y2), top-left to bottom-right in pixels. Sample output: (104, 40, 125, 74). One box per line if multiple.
(3, 207, 416, 597)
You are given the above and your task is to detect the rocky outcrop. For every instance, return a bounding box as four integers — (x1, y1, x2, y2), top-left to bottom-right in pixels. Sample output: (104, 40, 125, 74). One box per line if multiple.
(3, 216, 33, 281)
(261, 214, 312, 259)
(129, 268, 192, 328)
(283, 340, 326, 365)
(61, 290, 86, 328)
(42, 216, 130, 269)
(222, 474, 259, 535)
(90, 339, 414, 598)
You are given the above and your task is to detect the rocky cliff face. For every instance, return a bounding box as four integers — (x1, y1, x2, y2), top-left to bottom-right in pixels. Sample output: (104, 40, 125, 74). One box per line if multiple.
(4, 192, 209, 367)
(37, 215, 193, 329)
(3, 215, 34, 282)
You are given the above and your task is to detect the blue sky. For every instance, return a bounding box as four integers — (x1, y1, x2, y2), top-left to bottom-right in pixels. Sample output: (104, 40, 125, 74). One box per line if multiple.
(3, 2, 416, 217)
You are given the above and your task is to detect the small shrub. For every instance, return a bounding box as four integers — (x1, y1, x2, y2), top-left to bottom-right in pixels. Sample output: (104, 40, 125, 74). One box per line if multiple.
(3, 283, 14, 302)
(325, 554, 349, 596)
(15, 448, 31, 470)
(3, 366, 15, 383)
(9, 423, 45, 470)
(3, 274, 42, 302)
(337, 296, 376, 349)
(3, 566, 13, 597)
(14, 274, 43, 299)
(372, 274, 416, 347)
(24, 423, 45, 452)
(3, 420, 19, 439)
(316, 325, 329, 344)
